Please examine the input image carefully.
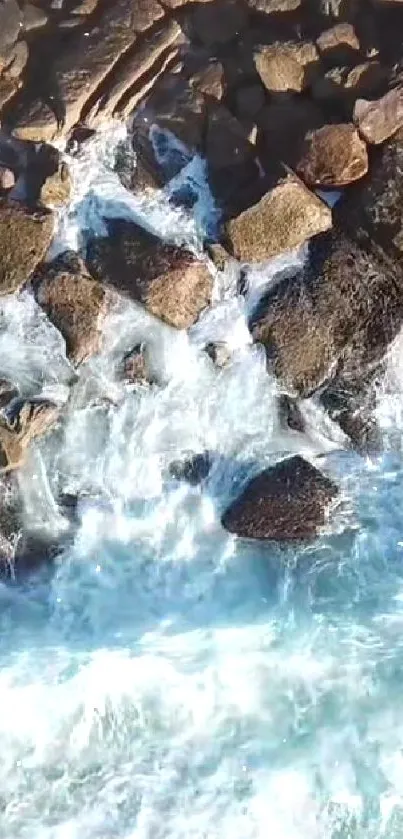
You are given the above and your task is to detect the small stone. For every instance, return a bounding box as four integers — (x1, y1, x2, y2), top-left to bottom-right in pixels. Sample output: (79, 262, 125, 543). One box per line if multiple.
(354, 87, 403, 144)
(0, 166, 15, 190)
(224, 175, 332, 264)
(297, 123, 368, 187)
(222, 455, 338, 541)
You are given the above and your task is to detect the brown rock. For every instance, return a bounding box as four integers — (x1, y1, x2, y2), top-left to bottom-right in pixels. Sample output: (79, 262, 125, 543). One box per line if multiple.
(353, 86, 403, 144)
(22, 3, 48, 31)
(0, 200, 54, 294)
(87, 220, 213, 330)
(40, 161, 71, 206)
(246, 0, 301, 11)
(0, 166, 15, 189)
(222, 455, 338, 541)
(33, 252, 108, 365)
(224, 175, 332, 264)
(0, 400, 60, 472)
(122, 344, 151, 384)
(190, 0, 248, 47)
(251, 229, 403, 400)
(254, 41, 320, 95)
(297, 123, 368, 187)
(0, 0, 22, 61)
(2, 41, 29, 80)
(189, 60, 225, 100)
(316, 23, 360, 66)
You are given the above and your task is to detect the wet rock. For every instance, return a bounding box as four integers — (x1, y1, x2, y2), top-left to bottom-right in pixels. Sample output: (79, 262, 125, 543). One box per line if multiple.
(251, 229, 403, 403)
(257, 98, 324, 176)
(139, 79, 206, 154)
(122, 344, 152, 384)
(189, 0, 248, 47)
(33, 251, 108, 365)
(0, 0, 22, 63)
(40, 160, 71, 206)
(0, 378, 18, 410)
(277, 393, 305, 433)
(224, 175, 332, 264)
(353, 86, 403, 144)
(0, 200, 54, 294)
(254, 41, 320, 95)
(0, 399, 60, 471)
(222, 455, 338, 541)
(204, 341, 231, 367)
(87, 219, 213, 330)
(0, 165, 14, 189)
(335, 128, 403, 260)
(296, 123, 368, 187)
(205, 102, 255, 170)
(246, 0, 301, 11)
(169, 451, 211, 485)
(316, 23, 360, 66)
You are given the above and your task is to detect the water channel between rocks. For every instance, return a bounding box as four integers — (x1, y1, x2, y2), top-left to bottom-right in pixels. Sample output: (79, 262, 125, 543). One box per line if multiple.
(1, 122, 403, 839)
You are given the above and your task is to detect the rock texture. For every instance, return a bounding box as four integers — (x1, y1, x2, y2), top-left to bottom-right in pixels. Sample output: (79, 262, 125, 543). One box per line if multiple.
(0, 200, 54, 294)
(296, 123, 368, 187)
(254, 41, 320, 95)
(87, 220, 213, 330)
(354, 87, 403, 144)
(222, 456, 338, 541)
(0, 399, 60, 471)
(224, 176, 332, 264)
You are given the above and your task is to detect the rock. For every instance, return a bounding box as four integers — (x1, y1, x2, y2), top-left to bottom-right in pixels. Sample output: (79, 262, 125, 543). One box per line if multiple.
(254, 41, 320, 95)
(277, 393, 305, 432)
(0, 165, 14, 189)
(335, 128, 403, 259)
(0, 399, 60, 471)
(204, 341, 231, 367)
(33, 251, 108, 365)
(189, 59, 225, 100)
(235, 84, 266, 121)
(296, 123, 368, 187)
(207, 242, 233, 271)
(40, 160, 71, 206)
(313, 60, 387, 105)
(205, 102, 255, 170)
(0, 200, 54, 294)
(221, 455, 338, 541)
(246, 0, 301, 11)
(0, 378, 18, 410)
(189, 0, 248, 47)
(0, 0, 22, 62)
(257, 98, 324, 176)
(72, 0, 99, 13)
(87, 219, 213, 330)
(22, 2, 48, 30)
(138, 79, 206, 153)
(0, 76, 20, 110)
(2, 40, 29, 80)
(122, 344, 152, 384)
(224, 175, 332, 264)
(316, 23, 360, 66)
(251, 229, 403, 401)
(169, 451, 211, 485)
(353, 86, 403, 144)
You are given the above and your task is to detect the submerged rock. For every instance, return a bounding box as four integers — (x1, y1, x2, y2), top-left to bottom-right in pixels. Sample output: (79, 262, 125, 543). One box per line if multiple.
(296, 123, 368, 187)
(122, 344, 153, 385)
(169, 452, 211, 485)
(224, 175, 332, 264)
(0, 200, 54, 294)
(87, 220, 213, 330)
(33, 251, 108, 365)
(222, 455, 338, 541)
(0, 399, 60, 472)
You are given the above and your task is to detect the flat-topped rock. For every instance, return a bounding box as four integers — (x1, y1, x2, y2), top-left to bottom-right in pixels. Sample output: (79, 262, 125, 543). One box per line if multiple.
(297, 123, 368, 187)
(224, 175, 332, 264)
(87, 219, 213, 330)
(354, 87, 403, 144)
(0, 200, 54, 294)
(222, 455, 338, 541)
(254, 40, 320, 95)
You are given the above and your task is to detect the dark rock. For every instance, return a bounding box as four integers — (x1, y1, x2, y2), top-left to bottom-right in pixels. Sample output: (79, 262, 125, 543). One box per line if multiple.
(204, 341, 231, 367)
(257, 98, 324, 177)
(33, 251, 108, 365)
(353, 86, 403, 144)
(205, 102, 255, 170)
(0, 378, 18, 410)
(0, 0, 22, 62)
(0, 199, 54, 294)
(316, 23, 360, 66)
(87, 219, 213, 330)
(277, 393, 305, 433)
(235, 83, 266, 121)
(189, 59, 225, 100)
(296, 123, 368, 187)
(169, 451, 211, 485)
(189, 0, 248, 47)
(40, 160, 71, 206)
(2, 40, 28, 80)
(222, 455, 338, 541)
(312, 60, 387, 108)
(254, 40, 320, 95)
(246, 0, 301, 11)
(224, 174, 332, 264)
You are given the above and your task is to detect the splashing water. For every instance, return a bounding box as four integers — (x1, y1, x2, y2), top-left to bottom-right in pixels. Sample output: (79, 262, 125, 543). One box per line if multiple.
(1, 125, 403, 839)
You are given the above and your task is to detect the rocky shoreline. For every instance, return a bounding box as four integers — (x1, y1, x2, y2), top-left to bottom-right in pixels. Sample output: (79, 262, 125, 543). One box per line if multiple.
(1, 0, 403, 574)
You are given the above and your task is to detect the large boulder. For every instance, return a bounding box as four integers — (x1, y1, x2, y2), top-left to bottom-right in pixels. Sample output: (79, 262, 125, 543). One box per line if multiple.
(224, 175, 332, 264)
(296, 123, 368, 187)
(353, 86, 403, 145)
(0, 200, 54, 294)
(32, 251, 108, 365)
(87, 220, 213, 329)
(222, 455, 338, 541)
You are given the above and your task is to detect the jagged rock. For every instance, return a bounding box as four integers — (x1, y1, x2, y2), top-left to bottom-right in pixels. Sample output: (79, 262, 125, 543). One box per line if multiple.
(11, 0, 165, 140)
(224, 175, 332, 264)
(0, 0, 22, 63)
(138, 78, 206, 153)
(0, 399, 60, 471)
(72, 0, 99, 13)
(316, 23, 360, 66)
(189, 0, 248, 47)
(335, 128, 403, 259)
(257, 98, 324, 176)
(0, 200, 54, 294)
(189, 59, 225, 100)
(313, 60, 387, 105)
(222, 455, 338, 541)
(33, 251, 108, 365)
(254, 41, 320, 95)
(354, 87, 403, 144)
(22, 2, 48, 30)
(40, 160, 71, 206)
(0, 76, 20, 109)
(0, 165, 14, 189)
(87, 219, 213, 330)
(169, 451, 211, 485)
(296, 123, 368, 187)
(251, 230, 403, 407)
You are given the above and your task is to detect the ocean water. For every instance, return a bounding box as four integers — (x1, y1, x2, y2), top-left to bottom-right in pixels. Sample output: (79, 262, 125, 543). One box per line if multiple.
(1, 123, 403, 839)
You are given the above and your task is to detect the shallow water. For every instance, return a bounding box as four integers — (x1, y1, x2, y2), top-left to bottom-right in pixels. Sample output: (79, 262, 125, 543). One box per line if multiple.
(1, 123, 403, 839)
